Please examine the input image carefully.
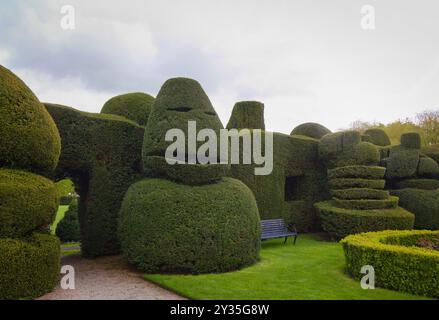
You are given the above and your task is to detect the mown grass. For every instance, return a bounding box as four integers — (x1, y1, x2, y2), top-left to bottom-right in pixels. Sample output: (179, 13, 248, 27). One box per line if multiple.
(50, 205, 68, 234)
(145, 234, 431, 300)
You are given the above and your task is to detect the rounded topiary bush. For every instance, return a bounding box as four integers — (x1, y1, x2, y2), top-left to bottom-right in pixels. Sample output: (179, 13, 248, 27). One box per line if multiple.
(0, 169, 58, 238)
(290, 122, 331, 139)
(119, 177, 261, 274)
(333, 142, 380, 167)
(0, 65, 61, 176)
(56, 200, 80, 242)
(364, 128, 391, 146)
(0, 233, 60, 300)
(101, 92, 155, 126)
(385, 146, 420, 179)
(417, 157, 439, 178)
(390, 188, 439, 230)
(226, 101, 265, 130)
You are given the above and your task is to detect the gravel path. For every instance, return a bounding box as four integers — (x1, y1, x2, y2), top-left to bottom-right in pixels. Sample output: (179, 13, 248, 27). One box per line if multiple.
(38, 255, 185, 300)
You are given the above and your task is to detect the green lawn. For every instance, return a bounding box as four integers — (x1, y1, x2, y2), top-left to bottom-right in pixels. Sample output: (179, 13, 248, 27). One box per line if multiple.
(145, 234, 431, 300)
(50, 205, 69, 234)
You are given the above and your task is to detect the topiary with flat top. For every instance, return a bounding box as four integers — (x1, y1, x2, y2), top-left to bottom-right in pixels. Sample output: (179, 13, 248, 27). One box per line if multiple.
(226, 101, 265, 130)
(101, 92, 155, 126)
(291, 122, 331, 140)
(364, 128, 391, 146)
(401, 132, 421, 149)
(119, 177, 260, 274)
(0, 65, 61, 176)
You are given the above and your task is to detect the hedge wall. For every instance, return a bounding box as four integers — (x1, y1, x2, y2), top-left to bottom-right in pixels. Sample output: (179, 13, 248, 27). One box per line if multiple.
(119, 177, 260, 274)
(0, 65, 61, 176)
(393, 178, 439, 190)
(226, 101, 265, 130)
(0, 232, 60, 300)
(390, 188, 439, 230)
(364, 128, 391, 146)
(101, 92, 155, 126)
(0, 169, 58, 238)
(45, 103, 144, 257)
(341, 230, 439, 298)
(290, 122, 331, 139)
(315, 201, 414, 240)
(56, 200, 80, 243)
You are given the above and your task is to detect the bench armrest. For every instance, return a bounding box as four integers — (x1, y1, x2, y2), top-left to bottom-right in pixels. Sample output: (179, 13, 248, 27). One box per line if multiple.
(287, 223, 298, 234)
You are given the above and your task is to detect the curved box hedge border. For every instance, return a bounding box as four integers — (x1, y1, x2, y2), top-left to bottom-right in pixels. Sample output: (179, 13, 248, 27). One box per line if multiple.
(341, 230, 439, 298)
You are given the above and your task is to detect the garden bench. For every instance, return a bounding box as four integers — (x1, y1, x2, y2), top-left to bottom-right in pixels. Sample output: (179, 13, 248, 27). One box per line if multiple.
(260, 219, 298, 244)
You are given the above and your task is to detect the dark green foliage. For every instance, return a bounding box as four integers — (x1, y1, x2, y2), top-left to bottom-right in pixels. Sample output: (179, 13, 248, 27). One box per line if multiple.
(342, 230, 439, 298)
(56, 200, 80, 242)
(315, 201, 414, 240)
(418, 157, 439, 178)
(332, 142, 380, 168)
(0, 65, 61, 176)
(421, 145, 439, 164)
(331, 188, 389, 200)
(0, 233, 60, 300)
(385, 145, 420, 179)
(333, 196, 399, 210)
(390, 189, 439, 230)
(226, 101, 265, 130)
(229, 132, 327, 232)
(364, 128, 391, 146)
(319, 131, 361, 159)
(401, 132, 421, 149)
(119, 177, 260, 274)
(328, 165, 386, 180)
(329, 178, 385, 189)
(45, 103, 144, 257)
(101, 92, 155, 126)
(144, 156, 227, 185)
(290, 122, 331, 139)
(393, 178, 439, 190)
(361, 134, 371, 143)
(0, 169, 58, 238)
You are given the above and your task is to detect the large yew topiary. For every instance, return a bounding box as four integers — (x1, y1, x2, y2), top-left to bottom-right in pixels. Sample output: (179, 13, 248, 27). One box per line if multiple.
(364, 128, 391, 146)
(56, 200, 80, 243)
(291, 122, 331, 140)
(101, 92, 155, 126)
(119, 178, 260, 273)
(226, 101, 265, 130)
(0, 65, 61, 176)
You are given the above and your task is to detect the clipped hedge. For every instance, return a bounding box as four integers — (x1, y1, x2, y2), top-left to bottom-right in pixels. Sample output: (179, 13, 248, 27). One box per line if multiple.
(226, 101, 265, 130)
(328, 165, 386, 180)
(101, 92, 155, 126)
(314, 201, 414, 240)
(341, 230, 439, 298)
(0, 65, 61, 176)
(45, 103, 144, 257)
(364, 128, 391, 146)
(393, 178, 439, 190)
(329, 178, 385, 190)
(332, 142, 380, 168)
(0, 169, 58, 238)
(401, 132, 421, 149)
(119, 177, 261, 274)
(385, 145, 420, 179)
(391, 188, 439, 230)
(290, 122, 331, 139)
(421, 145, 439, 164)
(333, 196, 399, 210)
(331, 188, 389, 200)
(319, 131, 361, 159)
(56, 200, 80, 242)
(0, 233, 60, 300)
(417, 157, 439, 178)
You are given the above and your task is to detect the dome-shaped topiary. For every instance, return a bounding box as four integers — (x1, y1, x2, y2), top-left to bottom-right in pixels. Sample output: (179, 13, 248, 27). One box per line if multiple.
(101, 92, 155, 126)
(119, 177, 261, 274)
(291, 122, 331, 140)
(142, 78, 225, 184)
(0, 169, 58, 238)
(226, 101, 265, 130)
(56, 200, 80, 242)
(0, 65, 61, 176)
(364, 128, 391, 146)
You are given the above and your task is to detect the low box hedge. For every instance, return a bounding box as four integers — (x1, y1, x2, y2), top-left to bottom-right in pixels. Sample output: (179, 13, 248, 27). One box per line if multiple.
(329, 178, 385, 190)
(341, 230, 439, 298)
(330, 188, 389, 200)
(328, 165, 386, 180)
(333, 196, 399, 210)
(314, 201, 414, 240)
(393, 178, 439, 190)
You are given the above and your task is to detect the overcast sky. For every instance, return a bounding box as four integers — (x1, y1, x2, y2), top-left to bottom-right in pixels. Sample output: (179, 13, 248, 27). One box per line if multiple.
(1, 0, 438, 132)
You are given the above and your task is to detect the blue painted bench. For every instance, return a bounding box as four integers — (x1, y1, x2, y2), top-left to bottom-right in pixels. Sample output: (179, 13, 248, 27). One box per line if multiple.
(261, 219, 298, 245)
